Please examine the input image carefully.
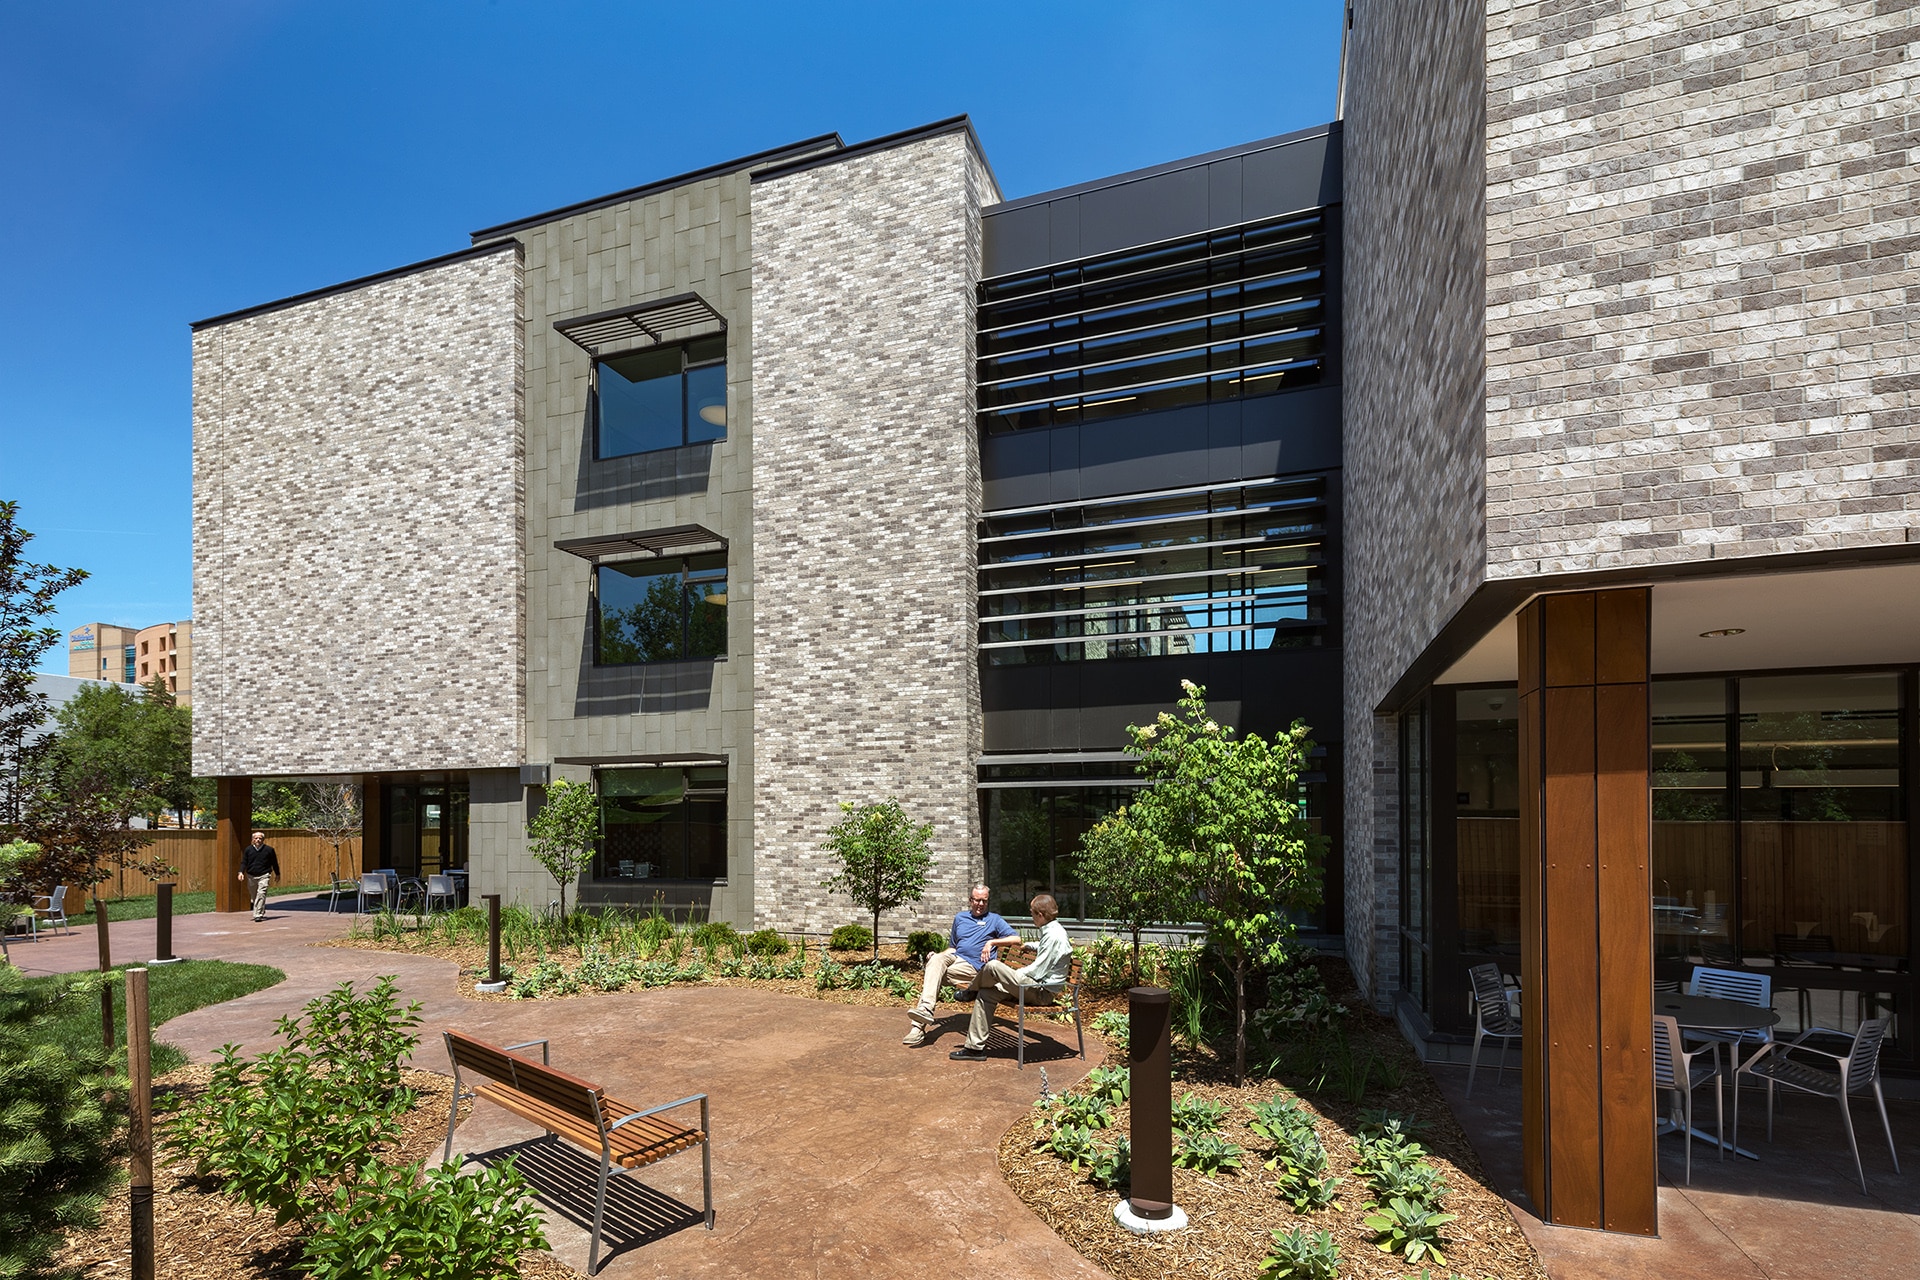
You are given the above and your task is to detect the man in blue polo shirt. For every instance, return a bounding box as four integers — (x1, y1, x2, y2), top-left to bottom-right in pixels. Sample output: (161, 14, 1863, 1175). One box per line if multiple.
(903, 884, 1018, 1047)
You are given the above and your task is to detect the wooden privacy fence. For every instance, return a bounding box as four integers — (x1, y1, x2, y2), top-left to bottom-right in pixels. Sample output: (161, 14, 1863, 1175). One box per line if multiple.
(90, 829, 361, 902)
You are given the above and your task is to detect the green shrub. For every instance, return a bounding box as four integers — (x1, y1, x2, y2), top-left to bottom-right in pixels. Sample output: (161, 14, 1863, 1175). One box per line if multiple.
(1173, 1131, 1244, 1174)
(745, 928, 790, 956)
(1043, 1091, 1115, 1131)
(1088, 1134, 1131, 1191)
(829, 923, 873, 951)
(841, 961, 913, 996)
(1259, 1228, 1340, 1280)
(0, 968, 124, 1280)
(1249, 1093, 1315, 1147)
(1269, 1129, 1340, 1213)
(813, 956, 848, 990)
(1091, 1009, 1130, 1052)
(905, 930, 945, 964)
(689, 921, 740, 952)
(301, 1157, 546, 1280)
(1363, 1195, 1455, 1266)
(1170, 1091, 1229, 1136)
(1044, 1123, 1099, 1171)
(508, 958, 578, 999)
(1083, 1064, 1130, 1105)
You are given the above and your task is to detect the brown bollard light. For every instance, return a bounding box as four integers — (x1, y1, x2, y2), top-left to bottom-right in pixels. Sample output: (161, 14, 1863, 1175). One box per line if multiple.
(127, 967, 154, 1280)
(1115, 985, 1187, 1233)
(96, 893, 114, 1051)
(477, 894, 507, 993)
(152, 883, 177, 964)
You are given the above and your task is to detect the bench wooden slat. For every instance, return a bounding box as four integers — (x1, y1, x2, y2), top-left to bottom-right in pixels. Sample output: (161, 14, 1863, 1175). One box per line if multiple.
(473, 1084, 704, 1169)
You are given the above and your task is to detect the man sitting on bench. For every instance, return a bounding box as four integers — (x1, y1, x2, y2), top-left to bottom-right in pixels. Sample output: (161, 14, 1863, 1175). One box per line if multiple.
(903, 883, 1018, 1047)
(949, 893, 1073, 1062)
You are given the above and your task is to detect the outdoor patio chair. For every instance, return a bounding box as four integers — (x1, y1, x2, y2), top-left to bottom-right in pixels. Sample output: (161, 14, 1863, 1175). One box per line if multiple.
(1773, 932, 1835, 1028)
(1699, 939, 1742, 968)
(1687, 965, 1774, 1071)
(395, 878, 426, 915)
(1733, 1017, 1898, 1194)
(1012, 953, 1085, 1070)
(423, 874, 458, 914)
(357, 873, 390, 914)
(1466, 962, 1522, 1097)
(1653, 1014, 1724, 1185)
(30, 886, 72, 936)
(326, 875, 356, 913)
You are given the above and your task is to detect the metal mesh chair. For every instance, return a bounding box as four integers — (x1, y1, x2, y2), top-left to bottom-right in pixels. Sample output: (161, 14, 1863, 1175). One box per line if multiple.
(1773, 932, 1835, 1027)
(1013, 953, 1085, 1070)
(423, 874, 459, 914)
(1687, 965, 1774, 1070)
(1733, 1017, 1898, 1193)
(31, 886, 72, 936)
(1654, 1014, 1723, 1184)
(326, 875, 356, 913)
(357, 873, 390, 914)
(1466, 962, 1522, 1097)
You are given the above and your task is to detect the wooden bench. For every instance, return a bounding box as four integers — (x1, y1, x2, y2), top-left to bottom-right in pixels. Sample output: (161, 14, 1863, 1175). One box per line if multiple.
(442, 1030, 712, 1274)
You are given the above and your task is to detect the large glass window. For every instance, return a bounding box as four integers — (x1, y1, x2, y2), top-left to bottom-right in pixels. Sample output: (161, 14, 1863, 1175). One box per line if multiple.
(1455, 687, 1520, 957)
(595, 335, 727, 458)
(596, 766, 727, 881)
(1652, 680, 1737, 963)
(595, 553, 727, 665)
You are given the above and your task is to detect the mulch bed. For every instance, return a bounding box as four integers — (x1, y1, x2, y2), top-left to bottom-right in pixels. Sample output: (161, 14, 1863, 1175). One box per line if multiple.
(54, 1066, 579, 1279)
(998, 960, 1546, 1280)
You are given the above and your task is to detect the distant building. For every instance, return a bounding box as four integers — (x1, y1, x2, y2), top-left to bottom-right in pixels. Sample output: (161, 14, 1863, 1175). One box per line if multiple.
(67, 620, 193, 704)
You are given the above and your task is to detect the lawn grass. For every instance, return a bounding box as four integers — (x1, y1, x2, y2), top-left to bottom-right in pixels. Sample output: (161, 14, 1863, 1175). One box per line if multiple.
(65, 885, 332, 926)
(22, 959, 286, 1074)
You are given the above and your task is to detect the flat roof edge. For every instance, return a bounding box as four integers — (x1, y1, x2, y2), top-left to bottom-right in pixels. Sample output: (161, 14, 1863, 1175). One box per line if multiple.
(467, 132, 846, 242)
(986, 121, 1341, 216)
(190, 239, 523, 332)
(749, 115, 994, 190)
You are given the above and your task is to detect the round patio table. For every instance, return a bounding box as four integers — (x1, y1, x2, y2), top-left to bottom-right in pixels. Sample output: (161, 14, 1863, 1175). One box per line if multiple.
(1656, 994, 1778, 1159)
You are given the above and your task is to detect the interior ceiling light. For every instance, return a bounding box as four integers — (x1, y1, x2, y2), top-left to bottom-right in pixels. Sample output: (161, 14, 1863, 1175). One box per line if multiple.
(698, 404, 727, 427)
(1699, 628, 1747, 638)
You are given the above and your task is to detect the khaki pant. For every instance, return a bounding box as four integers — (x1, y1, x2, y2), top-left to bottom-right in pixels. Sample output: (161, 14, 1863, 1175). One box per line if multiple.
(914, 950, 981, 1019)
(248, 874, 272, 920)
(964, 959, 1051, 1049)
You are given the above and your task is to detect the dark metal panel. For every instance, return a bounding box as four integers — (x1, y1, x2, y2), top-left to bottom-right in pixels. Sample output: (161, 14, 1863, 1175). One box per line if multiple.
(1208, 157, 1245, 229)
(1049, 197, 1081, 265)
(978, 429, 1052, 511)
(1076, 165, 1210, 261)
(1243, 133, 1341, 222)
(1074, 407, 1213, 496)
(982, 204, 1051, 279)
(1242, 388, 1343, 476)
(1049, 423, 1082, 504)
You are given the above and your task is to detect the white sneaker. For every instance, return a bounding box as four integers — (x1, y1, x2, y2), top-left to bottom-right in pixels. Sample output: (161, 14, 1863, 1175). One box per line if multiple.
(903, 1026, 928, 1047)
(908, 1007, 937, 1030)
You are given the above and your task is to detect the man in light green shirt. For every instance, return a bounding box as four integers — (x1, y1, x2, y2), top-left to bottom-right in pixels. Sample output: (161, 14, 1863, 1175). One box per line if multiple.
(949, 893, 1073, 1061)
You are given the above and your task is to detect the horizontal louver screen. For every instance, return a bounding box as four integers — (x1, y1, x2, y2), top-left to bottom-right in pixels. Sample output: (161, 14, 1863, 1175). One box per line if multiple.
(977, 213, 1327, 433)
(978, 478, 1327, 664)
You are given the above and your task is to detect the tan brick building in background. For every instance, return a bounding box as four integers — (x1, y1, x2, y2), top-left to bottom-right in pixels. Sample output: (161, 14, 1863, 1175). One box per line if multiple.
(67, 619, 193, 704)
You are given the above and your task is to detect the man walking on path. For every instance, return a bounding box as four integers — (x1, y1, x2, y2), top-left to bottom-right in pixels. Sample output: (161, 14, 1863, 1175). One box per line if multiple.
(903, 884, 1018, 1047)
(238, 831, 280, 922)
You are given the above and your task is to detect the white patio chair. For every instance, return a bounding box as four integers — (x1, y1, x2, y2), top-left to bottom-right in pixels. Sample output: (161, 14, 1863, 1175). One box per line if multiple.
(1466, 962, 1522, 1097)
(1688, 965, 1774, 1070)
(326, 875, 356, 913)
(1654, 1014, 1724, 1184)
(423, 874, 458, 914)
(357, 873, 390, 914)
(1733, 1017, 1898, 1194)
(1013, 952, 1085, 1070)
(30, 886, 72, 936)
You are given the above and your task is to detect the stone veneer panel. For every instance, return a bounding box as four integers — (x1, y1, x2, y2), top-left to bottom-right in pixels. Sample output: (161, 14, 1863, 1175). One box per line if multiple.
(1340, 0, 1490, 1002)
(750, 131, 998, 934)
(192, 245, 526, 776)
(1485, 0, 1920, 574)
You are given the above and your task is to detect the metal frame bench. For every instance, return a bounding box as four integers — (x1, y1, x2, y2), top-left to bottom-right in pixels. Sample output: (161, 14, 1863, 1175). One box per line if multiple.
(442, 1030, 713, 1274)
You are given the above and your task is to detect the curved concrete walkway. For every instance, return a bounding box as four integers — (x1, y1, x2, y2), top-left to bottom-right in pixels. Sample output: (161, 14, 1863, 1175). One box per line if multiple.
(12, 896, 1108, 1278)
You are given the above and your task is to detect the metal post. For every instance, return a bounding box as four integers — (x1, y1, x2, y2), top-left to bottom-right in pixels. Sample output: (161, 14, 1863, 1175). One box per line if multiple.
(477, 894, 506, 993)
(95, 893, 114, 1051)
(127, 967, 154, 1280)
(1115, 985, 1186, 1232)
(153, 883, 176, 964)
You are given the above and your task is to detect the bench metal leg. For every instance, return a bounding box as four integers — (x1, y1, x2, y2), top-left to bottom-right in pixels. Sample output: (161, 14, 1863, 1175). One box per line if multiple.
(443, 1059, 462, 1164)
(1073, 988, 1085, 1060)
(1016, 993, 1027, 1069)
(701, 1096, 714, 1229)
(589, 1153, 610, 1275)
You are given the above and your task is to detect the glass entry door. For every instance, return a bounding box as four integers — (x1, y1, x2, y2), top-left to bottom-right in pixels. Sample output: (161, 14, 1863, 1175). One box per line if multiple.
(381, 777, 469, 879)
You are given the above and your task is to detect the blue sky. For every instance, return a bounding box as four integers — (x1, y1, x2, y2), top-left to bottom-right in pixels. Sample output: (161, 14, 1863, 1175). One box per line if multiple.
(2, 1, 1343, 671)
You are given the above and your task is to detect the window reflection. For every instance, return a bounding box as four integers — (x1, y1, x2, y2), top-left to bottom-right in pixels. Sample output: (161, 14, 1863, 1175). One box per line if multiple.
(595, 335, 726, 458)
(595, 552, 727, 665)
(1652, 679, 1736, 963)
(596, 766, 727, 881)
(1456, 687, 1520, 957)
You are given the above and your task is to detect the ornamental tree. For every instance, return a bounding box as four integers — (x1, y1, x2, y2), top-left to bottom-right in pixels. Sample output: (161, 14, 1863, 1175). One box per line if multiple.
(526, 779, 600, 918)
(1107, 680, 1324, 1084)
(1076, 811, 1174, 985)
(820, 800, 933, 962)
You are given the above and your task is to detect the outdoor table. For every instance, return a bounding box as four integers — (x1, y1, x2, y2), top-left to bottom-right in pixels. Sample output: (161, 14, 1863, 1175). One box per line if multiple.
(1781, 950, 1906, 972)
(1657, 993, 1779, 1159)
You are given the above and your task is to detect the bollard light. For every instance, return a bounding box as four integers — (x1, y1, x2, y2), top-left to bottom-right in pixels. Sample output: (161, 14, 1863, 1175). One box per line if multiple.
(476, 894, 507, 993)
(1115, 984, 1187, 1233)
(151, 883, 179, 965)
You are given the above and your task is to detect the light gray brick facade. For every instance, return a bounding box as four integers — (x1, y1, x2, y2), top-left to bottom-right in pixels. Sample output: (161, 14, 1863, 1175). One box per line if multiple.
(749, 129, 999, 934)
(191, 244, 526, 777)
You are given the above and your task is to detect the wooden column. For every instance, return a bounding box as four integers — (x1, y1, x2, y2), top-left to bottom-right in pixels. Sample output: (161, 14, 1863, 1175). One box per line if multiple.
(214, 777, 252, 914)
(1518, 589, 1655, 1235)
(360, 775, 383, 875)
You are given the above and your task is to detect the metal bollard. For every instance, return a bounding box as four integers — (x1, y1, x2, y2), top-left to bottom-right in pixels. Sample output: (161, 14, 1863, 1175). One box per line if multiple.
(1115, 985, 1187, 1233)
(476, 894, 507, 992)
(127, 967, 154, 1280)
(152, 883, 177, 964)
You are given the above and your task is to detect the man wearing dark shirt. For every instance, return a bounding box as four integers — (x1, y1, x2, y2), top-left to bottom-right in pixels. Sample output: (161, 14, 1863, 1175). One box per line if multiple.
(238, 831, 280, 922)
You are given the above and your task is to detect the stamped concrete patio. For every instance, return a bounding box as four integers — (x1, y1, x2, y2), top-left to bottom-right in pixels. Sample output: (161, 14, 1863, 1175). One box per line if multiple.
(10, 894, 1106, 1278)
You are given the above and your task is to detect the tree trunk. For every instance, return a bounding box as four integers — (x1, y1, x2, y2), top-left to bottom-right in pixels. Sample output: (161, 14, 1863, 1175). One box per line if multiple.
(1232, 950, 1248, 1087)
(871, 906, 881, 963)
(1130, 925, 1143, 986)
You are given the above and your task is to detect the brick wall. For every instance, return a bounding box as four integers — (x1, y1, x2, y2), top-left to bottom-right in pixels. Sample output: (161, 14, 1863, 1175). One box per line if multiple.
(749, 129, 998, 934)
(1485, 0, 1920, 576)
(191, 245, 526, 776)
(1341, 0, 1490, 999)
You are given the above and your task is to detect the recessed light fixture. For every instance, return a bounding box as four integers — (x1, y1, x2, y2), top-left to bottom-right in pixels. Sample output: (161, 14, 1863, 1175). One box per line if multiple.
(1699, 628, 1746, 638)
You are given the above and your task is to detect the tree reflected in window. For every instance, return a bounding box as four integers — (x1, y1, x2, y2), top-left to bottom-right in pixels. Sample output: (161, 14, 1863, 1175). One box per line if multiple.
(595, 553, 726, 665)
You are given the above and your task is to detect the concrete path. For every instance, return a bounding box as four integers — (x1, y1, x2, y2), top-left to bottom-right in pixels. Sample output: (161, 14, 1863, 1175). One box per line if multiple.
(11, 895, 1108, 1279)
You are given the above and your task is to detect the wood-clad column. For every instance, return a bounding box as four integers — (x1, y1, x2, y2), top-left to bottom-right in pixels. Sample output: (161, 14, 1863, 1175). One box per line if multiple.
(213, 777, 252, 914)
(1518, 589, 1655, 1235)
(359, 776, 383, 876)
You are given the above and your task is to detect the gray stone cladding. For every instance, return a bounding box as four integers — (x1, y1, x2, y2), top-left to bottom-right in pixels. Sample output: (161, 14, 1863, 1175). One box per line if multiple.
(512, 161, 766, 923)
(191, 245, 526, 777)
(749, 130, 999, 935)
(1340, 0, 1490, 1002)
(1484, 0, 1920, 575)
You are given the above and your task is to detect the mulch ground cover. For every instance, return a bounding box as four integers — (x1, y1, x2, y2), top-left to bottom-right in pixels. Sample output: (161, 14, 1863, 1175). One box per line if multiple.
(999, 959, 1546, 1280)
(54, 1066, 579, 1280)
